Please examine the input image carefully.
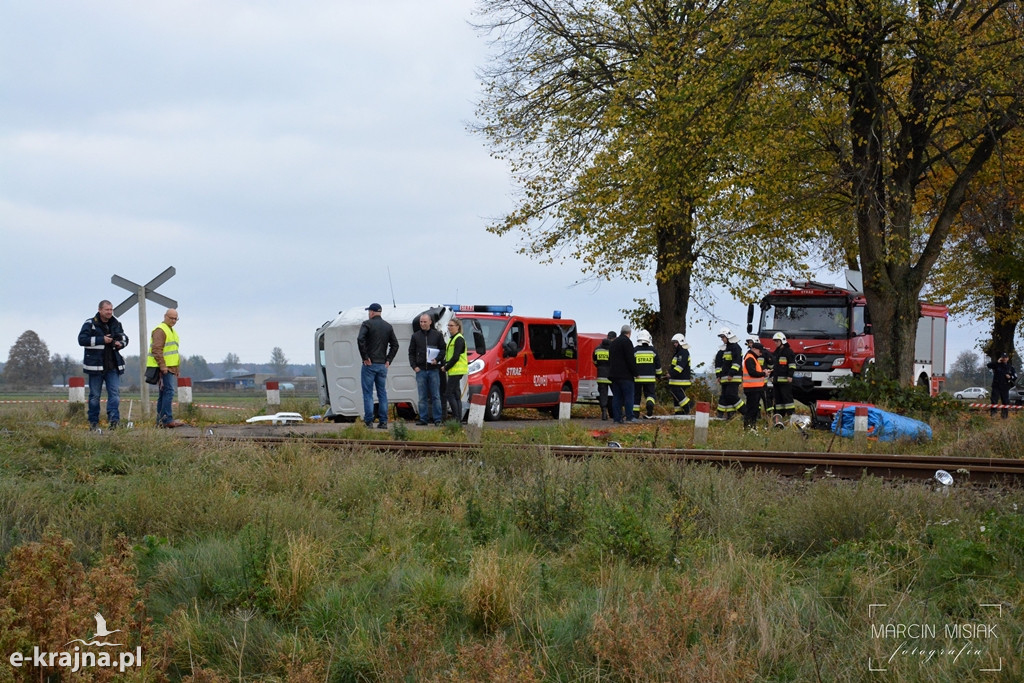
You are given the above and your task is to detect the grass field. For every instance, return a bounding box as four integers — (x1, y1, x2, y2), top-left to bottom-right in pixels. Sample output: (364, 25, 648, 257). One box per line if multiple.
(0, 400, 1022, 681)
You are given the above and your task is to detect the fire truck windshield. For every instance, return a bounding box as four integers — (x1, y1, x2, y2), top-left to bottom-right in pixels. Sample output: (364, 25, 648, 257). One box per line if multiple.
(759, 297, 851, 339)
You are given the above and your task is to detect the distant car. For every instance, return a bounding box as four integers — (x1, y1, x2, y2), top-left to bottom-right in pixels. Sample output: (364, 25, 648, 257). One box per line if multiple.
(954, 387, 989, 400)
(1009, 382, 1023, 406)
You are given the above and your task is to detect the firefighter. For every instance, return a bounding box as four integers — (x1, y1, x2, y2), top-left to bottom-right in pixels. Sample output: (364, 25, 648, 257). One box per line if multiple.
(742, 342, 767, 429)
(715, 327, 744, 418)
(668, 333, 692, 415)
(747, 335, 773, 417)
(771, 332, 796, 421)
(593, 331, 616, 420)
(633, 330, 662, 418)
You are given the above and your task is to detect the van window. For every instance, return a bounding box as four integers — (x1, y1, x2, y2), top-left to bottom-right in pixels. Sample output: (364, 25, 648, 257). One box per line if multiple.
(504, 322, 525, 355)
(468, 318, 509, 354)
(529, 323, 578, 360)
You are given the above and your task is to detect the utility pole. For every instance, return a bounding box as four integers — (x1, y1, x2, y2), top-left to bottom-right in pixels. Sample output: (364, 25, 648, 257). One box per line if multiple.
(111, 267, 177, 416)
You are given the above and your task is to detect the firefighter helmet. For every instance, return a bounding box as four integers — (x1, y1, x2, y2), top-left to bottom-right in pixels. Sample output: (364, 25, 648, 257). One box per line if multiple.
(773, 332, 787, 343)
(635, 330, 653, 345)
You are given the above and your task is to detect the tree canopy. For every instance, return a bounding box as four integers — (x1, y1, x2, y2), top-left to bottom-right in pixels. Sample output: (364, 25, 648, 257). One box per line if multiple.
(756, 0, 1024, 381)
(475, 0, 1024, 379)
(3, 331, 52, 388)
(473, 0, 808, 354)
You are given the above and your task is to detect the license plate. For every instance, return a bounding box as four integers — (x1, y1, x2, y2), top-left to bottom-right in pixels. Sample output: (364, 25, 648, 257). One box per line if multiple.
(793, 371, 811, 378)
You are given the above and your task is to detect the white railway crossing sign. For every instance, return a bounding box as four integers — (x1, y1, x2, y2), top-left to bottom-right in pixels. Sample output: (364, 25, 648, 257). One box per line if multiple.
(112, 267, 178, 417)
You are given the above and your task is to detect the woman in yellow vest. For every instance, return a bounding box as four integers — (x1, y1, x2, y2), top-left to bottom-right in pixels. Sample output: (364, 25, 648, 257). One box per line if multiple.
(147, 308, 184, 427)
(443, 318, 468, 423)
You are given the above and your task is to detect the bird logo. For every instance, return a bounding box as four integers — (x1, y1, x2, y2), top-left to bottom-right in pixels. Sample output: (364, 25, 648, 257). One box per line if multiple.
(65, 612, 123, 647)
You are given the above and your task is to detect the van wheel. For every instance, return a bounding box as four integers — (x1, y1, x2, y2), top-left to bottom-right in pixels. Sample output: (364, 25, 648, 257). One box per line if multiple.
(485, 386, 504, 421)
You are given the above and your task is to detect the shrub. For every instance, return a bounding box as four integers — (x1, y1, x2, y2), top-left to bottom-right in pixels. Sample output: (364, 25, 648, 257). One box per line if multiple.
(835, 365, 963, 420)
(589, 577, 754, 680)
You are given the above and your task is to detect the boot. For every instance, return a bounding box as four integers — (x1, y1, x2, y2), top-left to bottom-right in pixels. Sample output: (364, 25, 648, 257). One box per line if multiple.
(600, 405, 608, 420)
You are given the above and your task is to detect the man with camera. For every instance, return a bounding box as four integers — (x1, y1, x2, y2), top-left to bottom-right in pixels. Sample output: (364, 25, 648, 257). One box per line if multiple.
(78, 299, 129, 430)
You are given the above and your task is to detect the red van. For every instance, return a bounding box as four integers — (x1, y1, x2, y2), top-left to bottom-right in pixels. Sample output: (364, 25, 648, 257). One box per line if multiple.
(451, 305, 579, 420)
(576, 332, 608, 403)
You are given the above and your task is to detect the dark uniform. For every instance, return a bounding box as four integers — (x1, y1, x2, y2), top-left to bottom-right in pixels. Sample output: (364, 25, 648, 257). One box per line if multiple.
(633, 337, 662, 418)
(668, 339, 692, 415)
(742, 347, 767, 428)
(593, 336, 613, 420)
(771, 337, 796, 418)
(716, 331, 745, 418)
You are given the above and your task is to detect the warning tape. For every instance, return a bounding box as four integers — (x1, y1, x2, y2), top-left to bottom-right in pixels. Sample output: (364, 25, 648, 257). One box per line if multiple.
(967, 403, 1023, 410)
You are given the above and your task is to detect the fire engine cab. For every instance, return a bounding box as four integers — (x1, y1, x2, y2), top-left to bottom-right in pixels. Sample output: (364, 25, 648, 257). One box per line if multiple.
(453, 305, 580, 421)
(747, 281, 948, 406)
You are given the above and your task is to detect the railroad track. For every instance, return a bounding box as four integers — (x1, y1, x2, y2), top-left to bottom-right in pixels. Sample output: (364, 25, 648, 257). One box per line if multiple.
(184, 434, 1024, 486)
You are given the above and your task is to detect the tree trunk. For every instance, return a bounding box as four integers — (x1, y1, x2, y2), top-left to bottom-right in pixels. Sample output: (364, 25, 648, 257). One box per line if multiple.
(988, 276, 1021, 360)
(864, 276, 920, 384)
(648, 218, 695, 366)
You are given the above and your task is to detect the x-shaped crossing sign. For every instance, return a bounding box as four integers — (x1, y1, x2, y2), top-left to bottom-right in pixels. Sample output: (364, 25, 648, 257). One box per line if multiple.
(112, 266, 178, 316)
(111, 266, 178, 417)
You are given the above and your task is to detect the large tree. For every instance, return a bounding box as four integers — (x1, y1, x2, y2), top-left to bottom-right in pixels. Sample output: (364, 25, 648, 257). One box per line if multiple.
(473, 0, 804, 356)
(928, 129, 1024, 360)
(3, 331, 52, 388)
(760, 0, 1024, 382)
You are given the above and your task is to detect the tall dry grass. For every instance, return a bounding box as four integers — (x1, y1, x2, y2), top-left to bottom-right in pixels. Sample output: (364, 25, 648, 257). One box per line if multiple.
(0, 407, 1022, 680)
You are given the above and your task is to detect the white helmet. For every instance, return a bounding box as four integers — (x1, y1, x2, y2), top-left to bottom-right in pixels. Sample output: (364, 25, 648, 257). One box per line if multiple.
(719, 327, 739, 344)
(773, 332, 787, 343)
(745, 336, 759, 346)
(671, 333, 689, 349)
(635, 330, 653, 345)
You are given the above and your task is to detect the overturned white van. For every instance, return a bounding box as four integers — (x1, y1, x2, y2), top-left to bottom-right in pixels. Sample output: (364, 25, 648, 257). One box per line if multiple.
(315, 304, 462, 422)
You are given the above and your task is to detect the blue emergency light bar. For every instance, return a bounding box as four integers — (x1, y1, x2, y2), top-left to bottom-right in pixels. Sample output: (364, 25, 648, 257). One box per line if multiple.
(445, 304, 513, 314)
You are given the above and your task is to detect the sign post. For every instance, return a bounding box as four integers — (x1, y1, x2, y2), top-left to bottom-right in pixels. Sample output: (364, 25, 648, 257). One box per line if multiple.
(111, 267, 177, 417)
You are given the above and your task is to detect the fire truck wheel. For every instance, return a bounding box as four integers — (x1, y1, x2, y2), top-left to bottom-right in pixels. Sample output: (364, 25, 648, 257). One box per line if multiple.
(485, 385, 504, 421)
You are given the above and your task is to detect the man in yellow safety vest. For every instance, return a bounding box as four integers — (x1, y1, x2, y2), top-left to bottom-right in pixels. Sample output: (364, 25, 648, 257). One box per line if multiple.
(148, 308, 184, 427)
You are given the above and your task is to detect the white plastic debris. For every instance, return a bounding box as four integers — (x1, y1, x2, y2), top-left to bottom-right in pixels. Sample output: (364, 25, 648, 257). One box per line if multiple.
(245, 412, 304, 425)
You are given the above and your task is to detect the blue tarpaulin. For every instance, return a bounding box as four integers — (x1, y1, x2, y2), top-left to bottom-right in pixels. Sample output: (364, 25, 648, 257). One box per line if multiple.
(830, 406, 932, 442)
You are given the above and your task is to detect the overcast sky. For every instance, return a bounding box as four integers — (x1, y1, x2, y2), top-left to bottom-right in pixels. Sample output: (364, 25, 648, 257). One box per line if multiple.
(1, 0, 987, 374)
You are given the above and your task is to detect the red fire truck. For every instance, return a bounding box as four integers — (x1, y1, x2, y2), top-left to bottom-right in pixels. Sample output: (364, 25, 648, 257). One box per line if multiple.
(747, 281, 948, 407)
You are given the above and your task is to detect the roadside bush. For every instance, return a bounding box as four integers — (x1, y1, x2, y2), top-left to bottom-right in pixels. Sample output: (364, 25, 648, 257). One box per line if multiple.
(589, 577, 754, 680)
(0, 531, 169, 681)
(835, 365, 963, 420)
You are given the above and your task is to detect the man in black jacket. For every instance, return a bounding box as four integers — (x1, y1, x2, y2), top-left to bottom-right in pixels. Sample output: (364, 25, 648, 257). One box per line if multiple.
(988, 352, 1018, 419)
(78, 299, 128, 430)
(357, 303, 399, 428)
(607, 325, 637, 423)
(409, 313, 445, 425)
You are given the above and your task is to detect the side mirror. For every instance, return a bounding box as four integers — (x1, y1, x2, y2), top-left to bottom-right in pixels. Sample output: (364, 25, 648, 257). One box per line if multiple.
(746, 303, 754, 334)
(864, 323, 872, 335)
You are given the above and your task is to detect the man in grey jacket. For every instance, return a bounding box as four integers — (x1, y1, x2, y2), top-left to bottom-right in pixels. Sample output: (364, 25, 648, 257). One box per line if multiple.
(357, 303, 400, 428)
